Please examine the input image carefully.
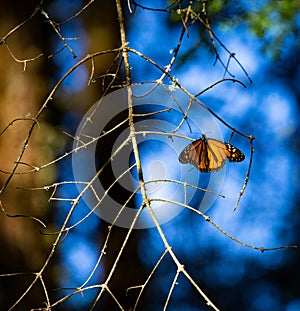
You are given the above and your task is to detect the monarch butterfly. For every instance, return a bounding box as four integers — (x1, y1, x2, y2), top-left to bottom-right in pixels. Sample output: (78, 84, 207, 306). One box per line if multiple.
(179, 134, 245, 172)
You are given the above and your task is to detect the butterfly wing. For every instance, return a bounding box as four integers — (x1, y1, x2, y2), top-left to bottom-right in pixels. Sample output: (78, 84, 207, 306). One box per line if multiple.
(203, 138, 227, 172)
(179, 135, 245, 173)
(179, 138, 206, 170)
(179, 136, 227, 172)
(178, 139, 199, 167)
(224, 143, 245, 162)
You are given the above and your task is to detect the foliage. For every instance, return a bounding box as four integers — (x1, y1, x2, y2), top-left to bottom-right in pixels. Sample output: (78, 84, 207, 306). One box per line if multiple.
(169, 0, 299, 59)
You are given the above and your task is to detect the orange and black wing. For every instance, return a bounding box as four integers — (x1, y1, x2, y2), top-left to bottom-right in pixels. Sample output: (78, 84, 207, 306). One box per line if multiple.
(224, 141, 245, 163)
(179, 135, 245, 173)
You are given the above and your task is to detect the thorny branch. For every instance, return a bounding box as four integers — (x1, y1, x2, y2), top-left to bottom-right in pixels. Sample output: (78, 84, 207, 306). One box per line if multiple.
(0, 1, 297, 311)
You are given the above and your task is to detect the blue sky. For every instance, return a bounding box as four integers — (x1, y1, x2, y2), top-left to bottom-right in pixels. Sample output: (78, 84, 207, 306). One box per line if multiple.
(126, 2, 299, 310)
(53, 1, 299, 310)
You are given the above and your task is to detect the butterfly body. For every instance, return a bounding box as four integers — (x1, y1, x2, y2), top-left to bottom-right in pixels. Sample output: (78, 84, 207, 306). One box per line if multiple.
(179, 134, 245, 172)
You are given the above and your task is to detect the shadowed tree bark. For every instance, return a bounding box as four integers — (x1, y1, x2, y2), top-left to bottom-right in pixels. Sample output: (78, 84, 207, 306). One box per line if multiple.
(0, 1, 147, 309)
(0, 1, 57, 309)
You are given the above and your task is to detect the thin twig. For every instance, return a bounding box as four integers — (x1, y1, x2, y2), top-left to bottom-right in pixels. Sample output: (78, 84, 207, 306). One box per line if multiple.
(151, 198, 298, 252)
